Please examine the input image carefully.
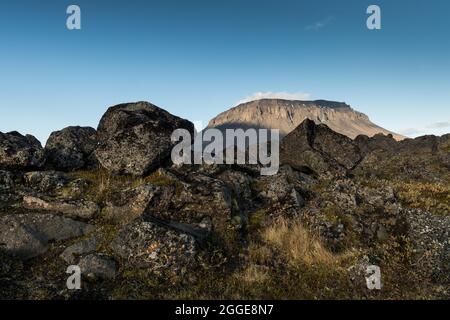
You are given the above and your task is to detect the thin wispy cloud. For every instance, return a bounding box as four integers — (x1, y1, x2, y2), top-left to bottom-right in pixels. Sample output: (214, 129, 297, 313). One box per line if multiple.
(305, 17, 334, 31)
(399, 120, 450, 137)
(398, 128, 423, 136)
(426, 121, 450, 129)
(236, 91, 311, 105)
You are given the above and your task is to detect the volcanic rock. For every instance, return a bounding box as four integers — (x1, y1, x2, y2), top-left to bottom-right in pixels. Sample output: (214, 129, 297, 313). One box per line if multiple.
(0, 131, 44, 169)
(44, 126, 98, 171)
(95, 102, 194, 176)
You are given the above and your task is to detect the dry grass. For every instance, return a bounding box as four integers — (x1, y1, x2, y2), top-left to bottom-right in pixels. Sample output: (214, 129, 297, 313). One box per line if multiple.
(234, 265, 269, 284)
(69, 169, 183, 204)
(262, 217, 342, 267)
(393, 181, 450, 215)
(70, 169, 135, 203)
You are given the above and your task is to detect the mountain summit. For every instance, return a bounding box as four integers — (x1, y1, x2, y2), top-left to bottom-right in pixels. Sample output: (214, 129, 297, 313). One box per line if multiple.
(208, 99, 405, 140)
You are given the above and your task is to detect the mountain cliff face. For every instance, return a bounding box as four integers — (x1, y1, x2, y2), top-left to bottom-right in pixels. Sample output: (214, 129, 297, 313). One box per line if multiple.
(208, 99, 405, 140)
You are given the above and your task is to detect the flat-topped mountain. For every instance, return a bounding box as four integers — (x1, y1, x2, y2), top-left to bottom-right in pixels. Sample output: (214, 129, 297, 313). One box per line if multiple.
(208, 99, 405, 140)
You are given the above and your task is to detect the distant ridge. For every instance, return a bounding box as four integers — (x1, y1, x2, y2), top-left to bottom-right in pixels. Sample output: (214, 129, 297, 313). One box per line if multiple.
(208, 99, 405, 141)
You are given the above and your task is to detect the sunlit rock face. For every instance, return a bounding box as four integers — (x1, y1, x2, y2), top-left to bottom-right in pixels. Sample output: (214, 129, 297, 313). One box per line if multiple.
(208, 99, 405, 141)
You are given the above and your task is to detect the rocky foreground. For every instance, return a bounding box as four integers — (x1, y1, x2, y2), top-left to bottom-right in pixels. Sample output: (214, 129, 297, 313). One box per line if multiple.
(0, 101, 449, 299)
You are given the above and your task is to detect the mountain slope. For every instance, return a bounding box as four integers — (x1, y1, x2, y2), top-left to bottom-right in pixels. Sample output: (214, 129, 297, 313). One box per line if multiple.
(208, 99, 405, 140)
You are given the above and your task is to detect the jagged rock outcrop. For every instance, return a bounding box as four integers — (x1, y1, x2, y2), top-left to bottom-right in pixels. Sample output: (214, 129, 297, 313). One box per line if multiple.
(354, 133, 398, 156)
(44, 126, 98, 171)
(208, 99, 405, 140)
(280, 119, 362, 176)
(353, 133, 450, 182)
(95, 102, 195, 176)
(0, 131, 44, 169)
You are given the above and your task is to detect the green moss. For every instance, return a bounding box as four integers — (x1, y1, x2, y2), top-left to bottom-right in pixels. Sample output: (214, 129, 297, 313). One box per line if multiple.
(248, 209, 266, 230)
(95, 224, 121, 255)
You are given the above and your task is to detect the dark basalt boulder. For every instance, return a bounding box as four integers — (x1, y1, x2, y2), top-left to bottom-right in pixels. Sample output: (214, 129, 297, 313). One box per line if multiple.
(94, 101, 195, 176)
(0, 131, 44, 169)
(145, 168, 232, 236)
(44, 126, 98, 171)
(280, 119, 362, 176)
(354, 133, 398, 156)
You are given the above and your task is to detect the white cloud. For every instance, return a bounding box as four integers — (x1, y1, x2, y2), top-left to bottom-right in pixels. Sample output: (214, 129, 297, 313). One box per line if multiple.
(236, 91, 311, 105)
(399, 120, 450, 137)
(193, 120, 206, 132)
(305, 17, 334, 31)
(398, 128, 423, 136)
(426, 121, 450, 129)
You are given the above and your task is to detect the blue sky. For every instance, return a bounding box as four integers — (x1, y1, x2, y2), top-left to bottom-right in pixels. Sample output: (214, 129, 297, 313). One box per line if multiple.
(0, 0, 449, 143)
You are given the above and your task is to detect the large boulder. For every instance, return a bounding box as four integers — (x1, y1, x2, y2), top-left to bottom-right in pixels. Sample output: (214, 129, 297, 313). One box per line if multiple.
(146, 168, 232, 235)
(0, 214, 94, 260)
(95, 102, 195, 176)
(44, 126, 98, 171)
(280, 119, 362, 176)
(110, 221, 196, 276)
(0, 131, 44, 169)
